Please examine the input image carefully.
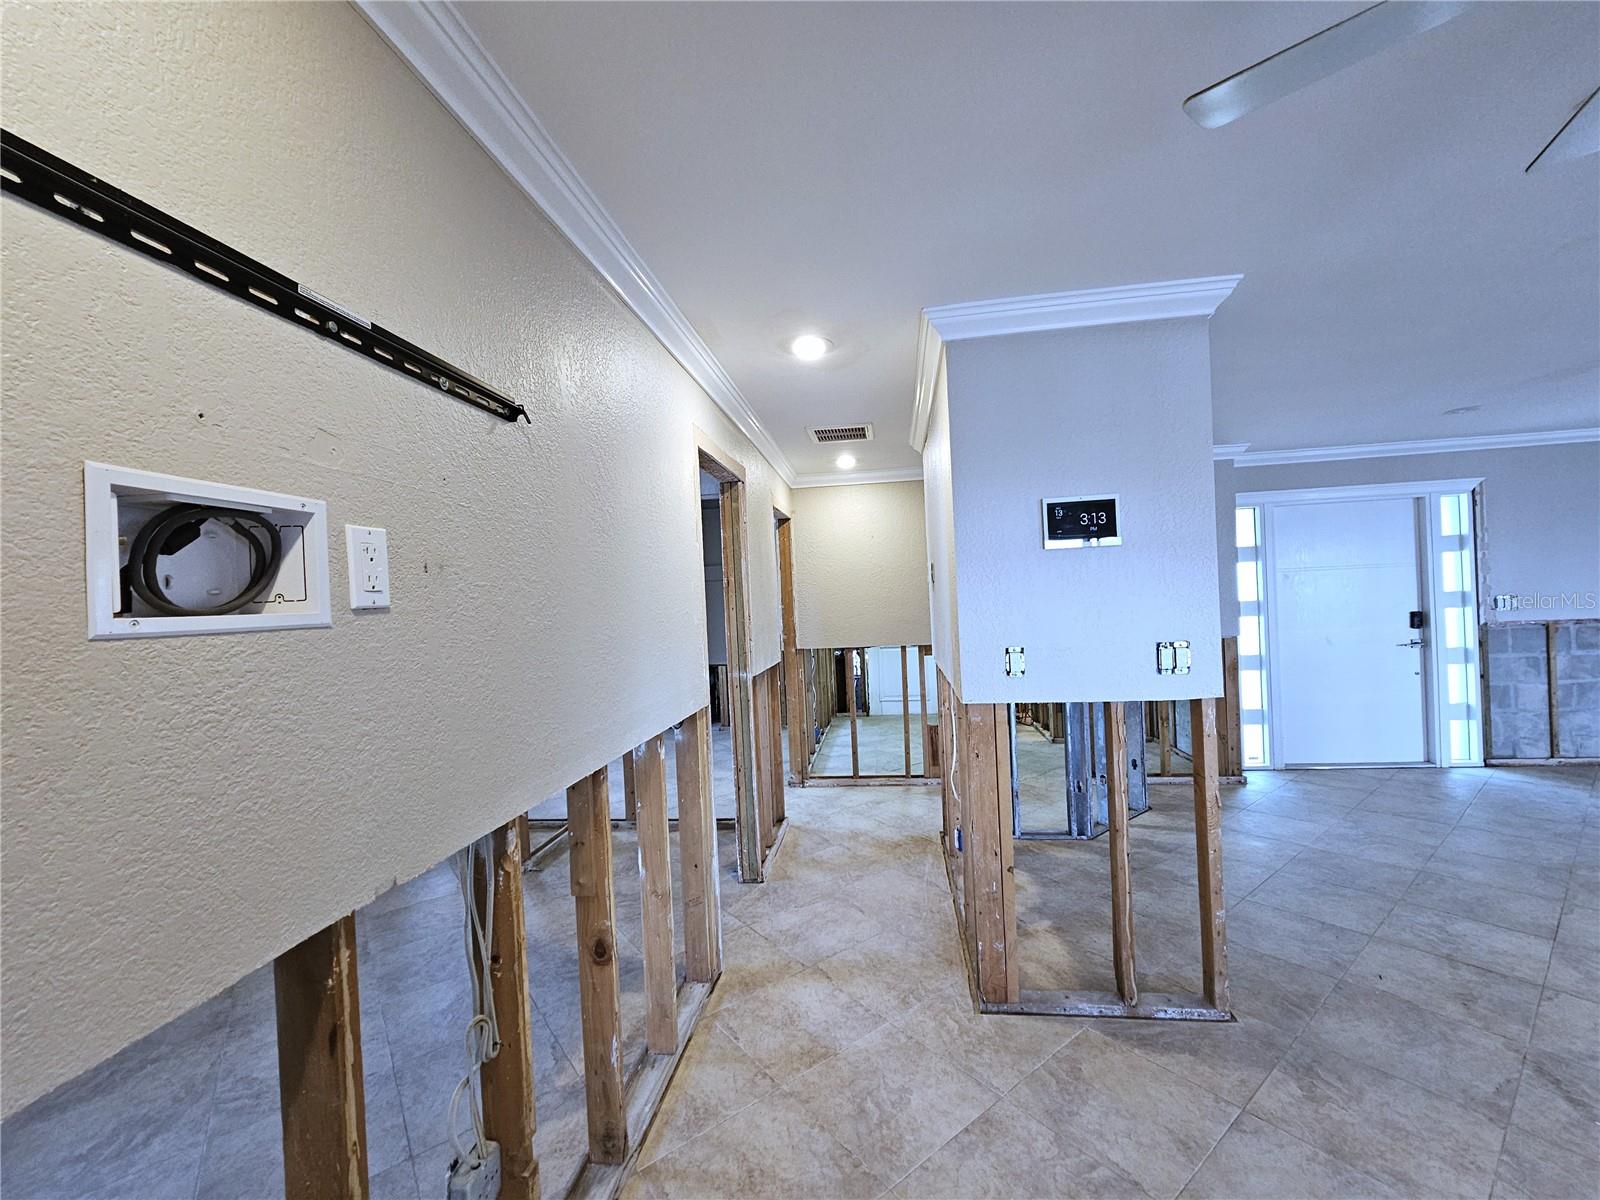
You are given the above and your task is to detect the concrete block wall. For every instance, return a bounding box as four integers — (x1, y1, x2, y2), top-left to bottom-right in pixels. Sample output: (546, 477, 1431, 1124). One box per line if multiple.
(1485, 620, 1600, 761)
(1555, 621, 1600, 758)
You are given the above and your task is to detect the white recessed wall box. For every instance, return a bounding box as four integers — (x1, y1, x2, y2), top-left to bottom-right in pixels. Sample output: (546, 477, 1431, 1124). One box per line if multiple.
(84, 462, 331, 640)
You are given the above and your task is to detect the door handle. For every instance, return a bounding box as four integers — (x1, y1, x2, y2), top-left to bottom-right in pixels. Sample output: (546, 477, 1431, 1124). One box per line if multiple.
(1395, 639, 1424, 648)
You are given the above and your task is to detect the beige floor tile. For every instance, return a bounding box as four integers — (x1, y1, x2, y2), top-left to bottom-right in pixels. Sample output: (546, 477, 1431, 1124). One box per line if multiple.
(634, 1026, 779, 1169)
(1530, 987, 1600, 1069)
(1246, 871, 1396, 935)
(1096, 1012, 1295, 1106)
(894, 983, 1081, 1093)
(1179, 1113, 1400, 1199)
(896, 1097, 1148, 1200)
(621, 1088, 890, 1200)
(1375, 905, 1554, 984)
(1345, 936, 1544, 1042)
(1221, 944, 1341, 1036)
(1226, 899, 1371, 976)
(1546, 905, 1600, 996)
(1299, 979, 1527, 1124)
(1493, 1124, 1600, 1200)
(1403, 869, 1566, 939)
(1007, 1029, 1239, 1199)
(1509, 1047, 1600, 1160)
(708, 966, 889, 1081)
(1423, 843, 1571, 900)
(785, 1023, 1001, 1184)
(814, 926, 965, 1019)
(1246, 1043, 1503, 1197)
(1256, 847, 1419, 899)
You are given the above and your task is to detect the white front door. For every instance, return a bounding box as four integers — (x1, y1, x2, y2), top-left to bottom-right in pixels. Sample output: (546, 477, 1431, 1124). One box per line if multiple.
(1269, 497, 1429, 766)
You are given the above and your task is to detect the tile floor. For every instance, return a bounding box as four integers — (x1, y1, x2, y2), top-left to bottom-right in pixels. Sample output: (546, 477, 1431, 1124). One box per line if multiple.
(3, 762, 1597, 1200)
(809, 714, 930, 779)
(626, 763, 1600, 1200)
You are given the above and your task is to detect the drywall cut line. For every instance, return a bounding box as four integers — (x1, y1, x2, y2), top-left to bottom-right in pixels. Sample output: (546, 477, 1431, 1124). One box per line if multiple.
(0, 128, 528, 424)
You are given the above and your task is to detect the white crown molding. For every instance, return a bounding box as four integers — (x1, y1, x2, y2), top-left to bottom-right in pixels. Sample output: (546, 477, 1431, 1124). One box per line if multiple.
(356, 0, 795, 484)
(910, 276, 1242, 453)
(1231, 427, 1600, 467)
(790, 467, 926, 489)
(909, 312, 942, 454)
(923, 275, 1244, 344)
(1213, 443, 1251, 460)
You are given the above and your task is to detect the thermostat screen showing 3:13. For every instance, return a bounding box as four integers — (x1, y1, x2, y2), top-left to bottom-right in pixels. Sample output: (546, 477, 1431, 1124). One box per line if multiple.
(1046, 497, 1118, 542)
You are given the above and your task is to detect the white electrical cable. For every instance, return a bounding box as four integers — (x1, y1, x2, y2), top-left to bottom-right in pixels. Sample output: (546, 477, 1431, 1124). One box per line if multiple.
(446, 835, 502, 1170)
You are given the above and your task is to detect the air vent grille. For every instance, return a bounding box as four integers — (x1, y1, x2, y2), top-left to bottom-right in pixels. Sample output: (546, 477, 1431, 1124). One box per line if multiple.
(809, 423, 874, 444)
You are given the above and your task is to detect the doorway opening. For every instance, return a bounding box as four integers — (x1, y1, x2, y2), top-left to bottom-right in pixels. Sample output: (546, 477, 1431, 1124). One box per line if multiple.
(697, 438, 787, 882)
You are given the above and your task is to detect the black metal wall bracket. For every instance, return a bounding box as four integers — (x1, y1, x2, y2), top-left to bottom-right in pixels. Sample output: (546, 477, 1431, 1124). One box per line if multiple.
(0, 130, 529, 424)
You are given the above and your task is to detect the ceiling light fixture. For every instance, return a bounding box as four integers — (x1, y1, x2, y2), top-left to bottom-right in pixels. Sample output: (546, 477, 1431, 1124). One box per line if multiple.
(790, 333, 831, 362)
(835, 452, 856, 470)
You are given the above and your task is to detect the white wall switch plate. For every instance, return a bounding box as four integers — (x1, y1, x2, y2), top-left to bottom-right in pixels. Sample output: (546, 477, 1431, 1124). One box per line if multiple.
(345, 525, 390, 609)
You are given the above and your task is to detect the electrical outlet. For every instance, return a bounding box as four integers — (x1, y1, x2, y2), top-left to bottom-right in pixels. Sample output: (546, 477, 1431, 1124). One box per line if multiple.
(344, 525, 390, 610)
(447, 1143, 501, 1200)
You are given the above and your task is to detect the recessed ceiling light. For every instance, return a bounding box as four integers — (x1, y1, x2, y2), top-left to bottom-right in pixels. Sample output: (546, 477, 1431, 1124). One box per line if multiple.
(790, 333, 831, 362)
(836, 452, 857, 470)
(1444, 404, 1482, 415)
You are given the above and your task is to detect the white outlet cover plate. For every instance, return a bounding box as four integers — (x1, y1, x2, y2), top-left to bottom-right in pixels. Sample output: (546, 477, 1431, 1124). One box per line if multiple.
(84, 462, 331, 640)
(345, 524, 391, 610)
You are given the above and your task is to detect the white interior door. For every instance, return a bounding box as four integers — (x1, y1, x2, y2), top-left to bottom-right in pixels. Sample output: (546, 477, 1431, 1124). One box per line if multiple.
(1270, 498, 1428, 766)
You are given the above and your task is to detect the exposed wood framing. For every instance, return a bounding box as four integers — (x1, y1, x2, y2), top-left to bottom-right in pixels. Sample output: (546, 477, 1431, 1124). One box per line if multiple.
(900, 646, 913, 776)
(621, 751, 638, 824)
(936, 669, 1230, 1023)
(479, 817, 538, 1200)
(561, 981, 715, 1200)
(633, 736, 678, 1055)
(777, 521, 807, 785)
(1219, 636, 1243, 777)
(274, 914, 369, 1200)
(752, 664, 777, 855)
(1546, 622, 1561, 758)
(1157, 701, 1173, 776)
(568, 766, 627, 1164)
(675, 708, 723, 982)
(1190, 697, 1229, 1010)
(1105, 702, 1138, 1006)
(766, 665, 786, 825)
(845, 649, 861, 777)
(712, 473, 763, 883)
(958, 700, 1018, 1004)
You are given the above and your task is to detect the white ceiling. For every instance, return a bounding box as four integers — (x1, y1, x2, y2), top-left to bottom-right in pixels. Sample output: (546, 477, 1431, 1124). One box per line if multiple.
(454, 1, 1599, 478)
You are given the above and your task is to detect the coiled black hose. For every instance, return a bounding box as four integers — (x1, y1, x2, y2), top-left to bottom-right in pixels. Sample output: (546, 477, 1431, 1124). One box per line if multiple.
(124, 504, 284, 616)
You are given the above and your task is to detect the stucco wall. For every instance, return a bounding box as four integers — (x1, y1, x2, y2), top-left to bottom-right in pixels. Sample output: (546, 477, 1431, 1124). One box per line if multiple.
(0, 1, 789, 1114)
(944, 319, 1223, 704)
(1232, 441, 1600, 622)
(790, 480, 933, 650)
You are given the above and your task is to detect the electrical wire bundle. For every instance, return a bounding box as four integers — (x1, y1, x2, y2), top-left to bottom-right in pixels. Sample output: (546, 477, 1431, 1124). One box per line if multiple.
(447, 836, 502, 1177)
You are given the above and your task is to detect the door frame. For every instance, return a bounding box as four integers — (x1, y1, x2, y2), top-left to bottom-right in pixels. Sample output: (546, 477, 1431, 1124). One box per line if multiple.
(1238, 478, 1484, 770)
(695, 430, 764, 881)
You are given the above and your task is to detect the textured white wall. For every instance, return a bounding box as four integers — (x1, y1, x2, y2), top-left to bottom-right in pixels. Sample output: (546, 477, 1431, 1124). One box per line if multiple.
(922, 357, 962, 688)
(945, 319, 1223, 704)
(1233, 441, 1600, 621)
(790, 481, 932, 649)
(1215, 458, 1240, 638)
(0, 1, 788, 1114)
